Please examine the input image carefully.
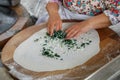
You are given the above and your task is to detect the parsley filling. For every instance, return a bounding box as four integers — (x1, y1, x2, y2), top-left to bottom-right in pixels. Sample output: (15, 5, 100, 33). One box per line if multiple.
(34, 30, 92, 60)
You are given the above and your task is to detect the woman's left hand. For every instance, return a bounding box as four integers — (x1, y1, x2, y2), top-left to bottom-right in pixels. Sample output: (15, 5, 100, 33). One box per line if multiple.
(65, 21, 93, 39)
(65, 14, 112, 39)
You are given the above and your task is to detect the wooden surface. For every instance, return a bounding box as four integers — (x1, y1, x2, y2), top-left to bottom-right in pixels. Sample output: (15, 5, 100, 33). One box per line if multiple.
(0, 4, 30, 49)
(1, 23, 120, 80)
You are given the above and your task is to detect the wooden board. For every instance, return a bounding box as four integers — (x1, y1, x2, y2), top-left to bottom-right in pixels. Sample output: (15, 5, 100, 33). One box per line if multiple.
(1, 22, 120, 80)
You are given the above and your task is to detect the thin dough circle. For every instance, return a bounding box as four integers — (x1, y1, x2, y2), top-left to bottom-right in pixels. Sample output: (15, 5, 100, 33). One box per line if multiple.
(13, 23, 100, 72)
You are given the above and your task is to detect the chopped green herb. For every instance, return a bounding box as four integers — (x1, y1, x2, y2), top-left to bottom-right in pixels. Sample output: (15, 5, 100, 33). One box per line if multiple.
(86, 43, 90, 45)
(44, 36, 47, 38)
(89, 40, 92, 43)
(77, 46, 81, 49)
(46, 30, 67, 39)
(34, 38, 39, 42)
(62, 39, 77, 49)
(81, 43, 86, 48)
(80, 40, 92, 48)
(54, 53, 60, 57)
(41, 30, 92, 59)
(45, 40, 48, 43)
(46, 33, 50, 36)
(42, 48, 61, 59)
(42, 48, 54, 58)
(60, 58, 63, 60)
(43, 44, 47, 46)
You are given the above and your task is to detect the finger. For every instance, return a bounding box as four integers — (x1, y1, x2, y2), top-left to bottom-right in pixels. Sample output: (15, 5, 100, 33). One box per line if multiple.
(56, 22, 60, 31)
(65, 26, 74, 33)
(58, 21, 62, 30)
(49, 24, 54, 36)
(66, 29, 76, 38)
(66, 29, 79, 39)
(47, 23, 51, 34)
(65, 24, 77, 33)
(56, 21, 62, 31)
(74, 31, 83, 38)
(66, 26, 77, 37)
(68, 31, 79, 39)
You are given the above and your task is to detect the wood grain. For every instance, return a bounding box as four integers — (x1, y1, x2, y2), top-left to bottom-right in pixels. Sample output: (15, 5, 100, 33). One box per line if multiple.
(1, 23, 120, 79)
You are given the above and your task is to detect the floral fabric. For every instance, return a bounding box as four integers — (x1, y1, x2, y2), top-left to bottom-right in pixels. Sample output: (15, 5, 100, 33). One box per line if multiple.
(49, 0, 120, 25)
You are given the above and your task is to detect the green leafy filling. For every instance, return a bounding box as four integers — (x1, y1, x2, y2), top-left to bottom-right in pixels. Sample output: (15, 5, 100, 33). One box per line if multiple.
(46, 30, 66, 39)
(62, 39, 77, 49)
(34, 30, 92, 60)
(34, 38, 39, 42)
(42, 47, 62, 60)
(46, 30, 78, 49)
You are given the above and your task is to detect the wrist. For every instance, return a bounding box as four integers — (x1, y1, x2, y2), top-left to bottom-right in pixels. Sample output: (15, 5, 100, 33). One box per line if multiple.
(85, 20, 94, 29)
(49, 11, 59, 16)
(46, 2, 59, 16)
(86, 14, 112, 29)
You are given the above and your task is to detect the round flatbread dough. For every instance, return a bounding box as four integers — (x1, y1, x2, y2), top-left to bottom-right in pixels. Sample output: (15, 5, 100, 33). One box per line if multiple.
(13, 23, 100, 72)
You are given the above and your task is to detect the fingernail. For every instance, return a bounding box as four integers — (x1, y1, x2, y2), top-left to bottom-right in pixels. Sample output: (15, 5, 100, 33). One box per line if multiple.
(50, 33, 52, 36)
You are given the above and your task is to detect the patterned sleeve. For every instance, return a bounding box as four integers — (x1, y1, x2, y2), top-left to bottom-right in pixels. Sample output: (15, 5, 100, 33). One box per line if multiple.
(104, 1, 120, 25)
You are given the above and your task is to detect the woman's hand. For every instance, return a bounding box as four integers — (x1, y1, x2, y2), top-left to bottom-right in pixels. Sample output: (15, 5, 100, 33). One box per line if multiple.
(47, 12, 62, 36)
(65, 13, 111, 39)
(46, 2, 62, 36)
(65, 21, 93, 39)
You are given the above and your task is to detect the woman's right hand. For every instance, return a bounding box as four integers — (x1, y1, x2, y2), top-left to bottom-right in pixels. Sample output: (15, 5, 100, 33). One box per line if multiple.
(47, 12, 62, 36)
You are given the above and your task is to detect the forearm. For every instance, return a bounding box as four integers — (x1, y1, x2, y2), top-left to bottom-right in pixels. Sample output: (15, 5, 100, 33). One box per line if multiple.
(46, 2, 59, 16)
(87, 13, 112, 29)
